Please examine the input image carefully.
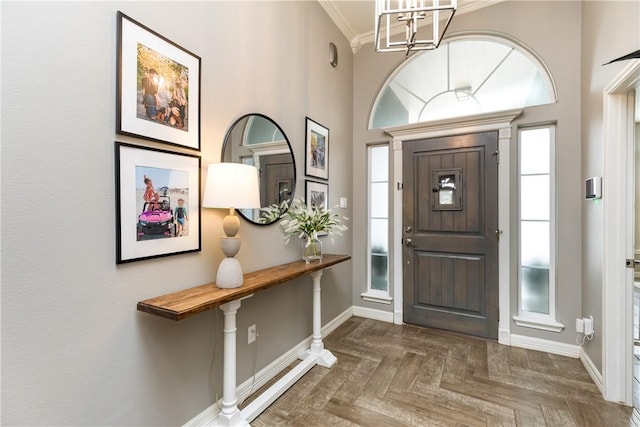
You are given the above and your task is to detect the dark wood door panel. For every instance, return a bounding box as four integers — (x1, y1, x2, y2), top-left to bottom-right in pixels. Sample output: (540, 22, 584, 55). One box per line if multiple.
(411, 234, 487, 253)
(414, 147, 484, 234)
(261, 153, 294, 206)
(412, 251, 486, 314)
(403, 131, 498, 339)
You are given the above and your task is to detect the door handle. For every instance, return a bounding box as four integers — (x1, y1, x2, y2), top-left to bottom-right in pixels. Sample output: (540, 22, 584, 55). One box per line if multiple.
(405, 238, 413, 247)
(626, 259, 640, 269)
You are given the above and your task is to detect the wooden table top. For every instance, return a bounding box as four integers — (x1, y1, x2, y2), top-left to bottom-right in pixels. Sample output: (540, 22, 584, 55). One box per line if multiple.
(137, 254, 351, 321)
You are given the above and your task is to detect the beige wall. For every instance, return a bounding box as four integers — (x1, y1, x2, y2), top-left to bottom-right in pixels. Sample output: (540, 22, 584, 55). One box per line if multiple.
(1, 1, 353, 424)
(580, 0, 639, 371)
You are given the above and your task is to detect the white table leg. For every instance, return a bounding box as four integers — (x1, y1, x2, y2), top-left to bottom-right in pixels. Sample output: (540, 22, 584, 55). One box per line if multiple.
(214, 299, 249, 427)
(300, 270, 337, 368)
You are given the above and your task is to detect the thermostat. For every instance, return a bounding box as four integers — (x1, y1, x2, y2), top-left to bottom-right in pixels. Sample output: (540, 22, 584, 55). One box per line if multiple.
(585, 177, 602, 200)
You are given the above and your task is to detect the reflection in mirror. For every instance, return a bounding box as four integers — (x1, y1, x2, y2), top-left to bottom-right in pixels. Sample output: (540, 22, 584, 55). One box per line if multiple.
(221, 114, 296, 225)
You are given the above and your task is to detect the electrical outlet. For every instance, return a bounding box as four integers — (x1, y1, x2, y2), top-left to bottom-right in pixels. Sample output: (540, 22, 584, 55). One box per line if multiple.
(576, 318, 584, 333)
(248, 324, 257, 344)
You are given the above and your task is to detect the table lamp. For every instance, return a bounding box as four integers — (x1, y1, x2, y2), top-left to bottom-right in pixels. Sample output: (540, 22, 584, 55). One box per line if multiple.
(202, 163, 261, 288)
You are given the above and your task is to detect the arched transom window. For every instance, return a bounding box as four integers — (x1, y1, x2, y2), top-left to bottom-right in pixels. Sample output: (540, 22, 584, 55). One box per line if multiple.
(370, 35, 557, 128)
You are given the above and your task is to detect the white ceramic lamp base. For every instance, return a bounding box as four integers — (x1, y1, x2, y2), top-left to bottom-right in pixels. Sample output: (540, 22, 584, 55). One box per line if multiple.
(216, 257, 243, 288)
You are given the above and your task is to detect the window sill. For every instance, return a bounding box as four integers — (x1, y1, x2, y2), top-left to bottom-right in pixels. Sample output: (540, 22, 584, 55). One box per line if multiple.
(360, 291, 392, 305)
(513, 315, 565, 332)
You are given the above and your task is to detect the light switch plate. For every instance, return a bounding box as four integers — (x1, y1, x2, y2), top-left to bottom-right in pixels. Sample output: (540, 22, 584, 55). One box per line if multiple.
(339, 197, 348, 209)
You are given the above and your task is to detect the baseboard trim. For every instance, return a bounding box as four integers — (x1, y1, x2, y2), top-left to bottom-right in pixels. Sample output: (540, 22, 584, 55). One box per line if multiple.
(580, 347, 604, 395)
(183, 306, 354, 427)
(498, 328, 510, 345)
(510, 333, 581, 358)
(352, 305, 394, 323)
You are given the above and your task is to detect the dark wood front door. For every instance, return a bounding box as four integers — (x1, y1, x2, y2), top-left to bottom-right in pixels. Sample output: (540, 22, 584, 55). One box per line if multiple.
(260, 153, 294, 206)
(403, 132, 499, 339)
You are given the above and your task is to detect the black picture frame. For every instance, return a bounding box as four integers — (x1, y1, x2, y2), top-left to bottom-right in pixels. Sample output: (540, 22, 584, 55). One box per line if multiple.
(116, 11, 201, 150)
(304, 117, 329, 180)
(305, 179, 329, 236)
(115, 142, 201, 264)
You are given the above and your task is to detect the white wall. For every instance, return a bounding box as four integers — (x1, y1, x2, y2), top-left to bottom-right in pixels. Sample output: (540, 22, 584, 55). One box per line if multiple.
(1, 1, 353, 425)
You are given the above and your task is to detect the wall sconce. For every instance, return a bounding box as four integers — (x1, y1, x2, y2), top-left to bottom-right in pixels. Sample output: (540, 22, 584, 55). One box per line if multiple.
(202, 163, 261, 288)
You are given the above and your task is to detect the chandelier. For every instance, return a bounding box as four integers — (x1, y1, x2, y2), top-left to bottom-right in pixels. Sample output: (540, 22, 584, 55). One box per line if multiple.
(375, 0, 457, 56)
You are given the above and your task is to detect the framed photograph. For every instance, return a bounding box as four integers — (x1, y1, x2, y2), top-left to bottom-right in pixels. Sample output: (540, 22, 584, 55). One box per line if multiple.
(305, 117, 329, 180)
(306, 180, 329, 237)
(117, 11, 201, 150)
(115, 142, 201, 264)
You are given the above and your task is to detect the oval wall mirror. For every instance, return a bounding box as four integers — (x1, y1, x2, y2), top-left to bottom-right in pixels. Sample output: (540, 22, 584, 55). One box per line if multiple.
(221, 114, 296, 225)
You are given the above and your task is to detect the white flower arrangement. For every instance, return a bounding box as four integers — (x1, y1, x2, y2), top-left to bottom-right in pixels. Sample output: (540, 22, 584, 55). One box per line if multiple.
(260, 199, 348, 243)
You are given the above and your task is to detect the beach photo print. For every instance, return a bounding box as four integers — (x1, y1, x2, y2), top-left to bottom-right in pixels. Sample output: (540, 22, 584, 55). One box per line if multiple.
(115, 142, 201, 264)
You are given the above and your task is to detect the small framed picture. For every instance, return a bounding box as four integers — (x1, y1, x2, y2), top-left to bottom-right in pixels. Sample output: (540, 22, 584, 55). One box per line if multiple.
(117, 11, 201, 150)
(306, 180, 329, 210)
(115, 142, 201, 264)
(305, 117, 329, 180)
(306, 180, 329, 236)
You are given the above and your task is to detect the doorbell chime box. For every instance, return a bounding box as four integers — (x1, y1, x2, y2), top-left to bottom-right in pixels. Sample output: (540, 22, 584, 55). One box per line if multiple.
(585, 177, 602, 200)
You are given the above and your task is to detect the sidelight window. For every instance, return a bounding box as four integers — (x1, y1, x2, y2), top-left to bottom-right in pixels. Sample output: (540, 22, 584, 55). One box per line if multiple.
(362, 144, 392, 304)
(514, 125, 563, 332)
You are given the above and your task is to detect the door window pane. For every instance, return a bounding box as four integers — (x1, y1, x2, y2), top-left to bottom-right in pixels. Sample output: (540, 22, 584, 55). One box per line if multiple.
(371, 254, 388, 291)
(520, 129, 550, 174)
(521, 266, 550, 314)
(371, 218, 388, 254)
(371, 146, 389, 182)
(521, 221, 550, 267)
(521, 223, 550, 270)
(371, 182, 388, 218)
(520, 175, 550, 220)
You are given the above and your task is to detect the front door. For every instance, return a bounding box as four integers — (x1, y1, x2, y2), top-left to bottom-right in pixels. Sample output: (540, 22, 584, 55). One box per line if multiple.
(403, 132, 499, 339)
(260, 153, 294, 206)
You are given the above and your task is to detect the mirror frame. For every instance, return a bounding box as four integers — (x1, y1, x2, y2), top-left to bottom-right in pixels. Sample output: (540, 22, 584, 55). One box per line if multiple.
(221, 113, 296, 226)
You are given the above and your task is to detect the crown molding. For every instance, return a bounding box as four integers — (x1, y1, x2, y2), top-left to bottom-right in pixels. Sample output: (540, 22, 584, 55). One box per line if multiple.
(318, 0, 356, 42)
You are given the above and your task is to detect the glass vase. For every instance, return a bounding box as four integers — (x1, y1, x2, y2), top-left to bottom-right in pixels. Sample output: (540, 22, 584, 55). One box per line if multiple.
(302, 233, 322, 263)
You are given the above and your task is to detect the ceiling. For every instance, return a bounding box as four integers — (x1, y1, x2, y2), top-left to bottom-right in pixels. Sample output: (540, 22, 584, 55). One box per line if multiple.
(318, 0, 503, 52)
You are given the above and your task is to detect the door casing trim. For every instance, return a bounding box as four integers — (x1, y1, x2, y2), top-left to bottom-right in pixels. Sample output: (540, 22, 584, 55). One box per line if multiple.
(602, 59, 640, 405)
(384, 109, 522, 345)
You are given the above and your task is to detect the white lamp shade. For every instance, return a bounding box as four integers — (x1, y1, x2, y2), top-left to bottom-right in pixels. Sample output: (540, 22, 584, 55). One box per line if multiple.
(202, 163, 261, 209)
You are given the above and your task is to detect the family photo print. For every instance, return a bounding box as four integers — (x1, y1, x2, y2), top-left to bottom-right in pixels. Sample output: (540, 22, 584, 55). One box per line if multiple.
(117, 11, 201, 150)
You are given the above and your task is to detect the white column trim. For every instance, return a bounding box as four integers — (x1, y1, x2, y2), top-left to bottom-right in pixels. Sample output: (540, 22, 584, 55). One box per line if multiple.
(385, 110, 522, 335)
(497, 126, 512, 345)
(392, 139, 404, 325)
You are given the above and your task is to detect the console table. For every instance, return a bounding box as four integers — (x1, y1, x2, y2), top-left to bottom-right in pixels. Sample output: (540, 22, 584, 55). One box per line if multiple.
(137, 254, 351, 426)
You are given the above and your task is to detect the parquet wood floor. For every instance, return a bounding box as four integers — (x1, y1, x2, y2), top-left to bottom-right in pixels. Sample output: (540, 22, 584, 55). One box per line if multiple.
(247, 316, 634, 426)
